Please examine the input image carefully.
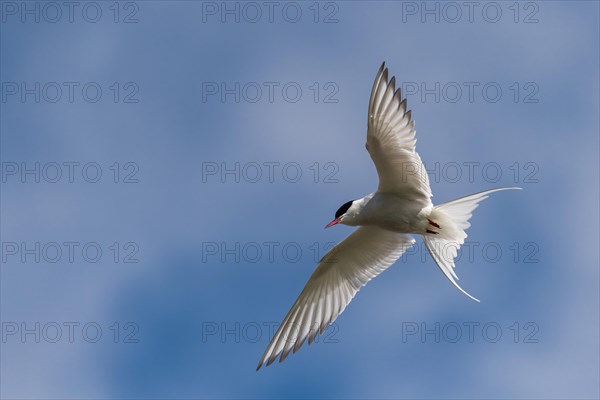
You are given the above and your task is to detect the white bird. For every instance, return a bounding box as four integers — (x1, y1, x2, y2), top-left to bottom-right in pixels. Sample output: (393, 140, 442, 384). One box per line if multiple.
(256, 62, 519, 370)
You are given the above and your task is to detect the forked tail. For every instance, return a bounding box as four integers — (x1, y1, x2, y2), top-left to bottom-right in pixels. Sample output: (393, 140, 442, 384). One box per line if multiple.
(423, 187, 521, 302)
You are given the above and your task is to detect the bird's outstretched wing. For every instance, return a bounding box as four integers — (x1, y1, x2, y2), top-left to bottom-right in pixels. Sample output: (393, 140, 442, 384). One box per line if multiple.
(367, 62, 432, 205)
(256, 226, 415, 370)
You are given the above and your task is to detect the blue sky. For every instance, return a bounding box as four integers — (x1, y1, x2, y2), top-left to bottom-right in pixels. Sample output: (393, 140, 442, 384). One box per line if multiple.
(1, 1, 599, 398)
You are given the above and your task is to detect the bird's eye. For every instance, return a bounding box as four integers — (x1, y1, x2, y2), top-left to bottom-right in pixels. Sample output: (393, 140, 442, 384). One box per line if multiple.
(335, 200, 353, 219)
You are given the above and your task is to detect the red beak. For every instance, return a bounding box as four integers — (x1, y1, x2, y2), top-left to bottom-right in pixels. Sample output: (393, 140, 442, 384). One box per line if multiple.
(325, 217, 341, 229)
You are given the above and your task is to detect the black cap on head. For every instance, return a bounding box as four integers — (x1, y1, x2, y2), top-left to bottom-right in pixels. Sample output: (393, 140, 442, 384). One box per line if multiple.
(335, 200, 354, 219)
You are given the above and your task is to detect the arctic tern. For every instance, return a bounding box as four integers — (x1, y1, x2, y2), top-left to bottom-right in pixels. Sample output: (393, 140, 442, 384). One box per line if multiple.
(256, 62, 519, 370)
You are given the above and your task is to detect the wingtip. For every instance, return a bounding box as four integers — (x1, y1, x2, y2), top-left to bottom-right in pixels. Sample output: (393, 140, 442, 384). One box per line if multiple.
(375, 62, 386, 77)
(256, 357, 265, 371)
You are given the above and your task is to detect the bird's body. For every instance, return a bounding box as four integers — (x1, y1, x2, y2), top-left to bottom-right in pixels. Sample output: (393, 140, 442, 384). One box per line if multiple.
(341, 191, 431, 234)
(256, 62, 520, 370)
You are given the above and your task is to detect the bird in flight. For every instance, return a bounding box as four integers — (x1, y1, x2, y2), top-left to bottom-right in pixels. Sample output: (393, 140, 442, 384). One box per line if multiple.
(256, 62, 519, 370)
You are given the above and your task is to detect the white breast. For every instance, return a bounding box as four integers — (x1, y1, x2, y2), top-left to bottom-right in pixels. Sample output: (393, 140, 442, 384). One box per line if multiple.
(354, 192, 430, 234)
